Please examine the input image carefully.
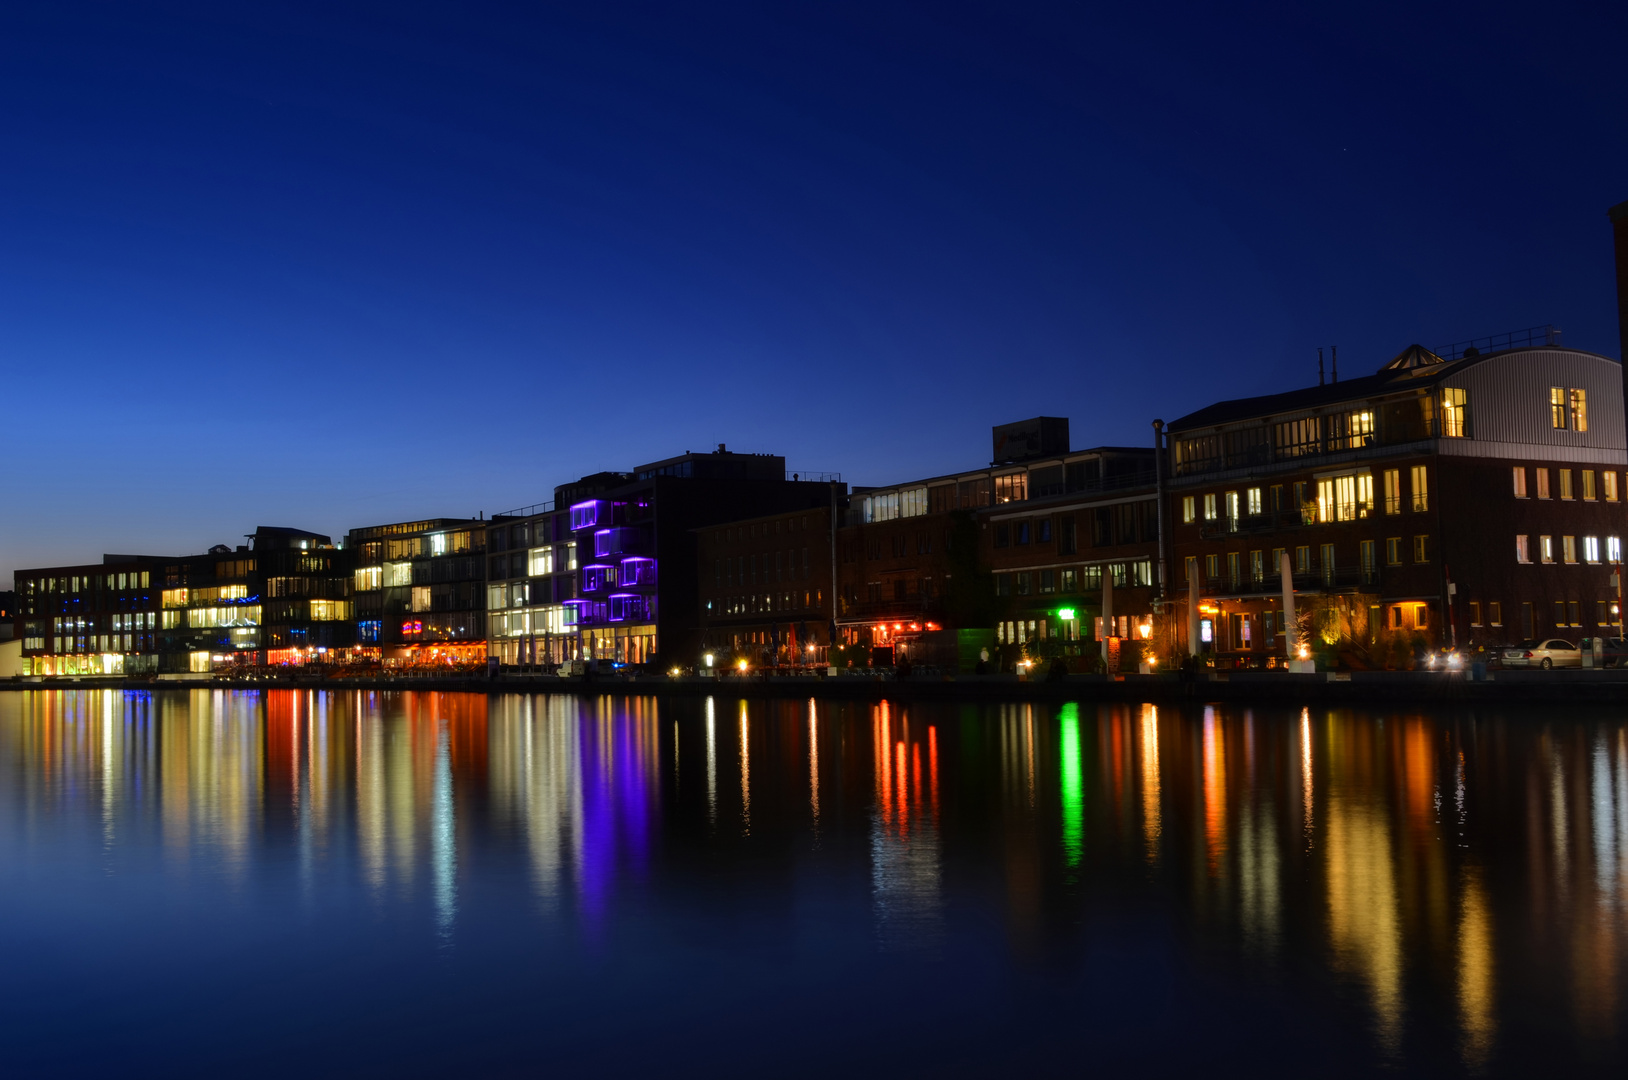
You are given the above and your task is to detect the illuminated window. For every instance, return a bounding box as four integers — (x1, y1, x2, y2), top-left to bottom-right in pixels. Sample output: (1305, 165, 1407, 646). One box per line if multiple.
(355, 566, 382, 591)
(1583, 470, 1597, 501)
(1515, 535, 1529, 563)
(1383, 469, 1400, 514)
(1584, 536, 1601, 563)
(529, 547, 554, 576)
(1551, 387, 1567, 428)
(1226, 491, 1240, 531)
(1182, 496, 1196, 523)
(1203, 494, 1217, 521)
(161, 588, 188, 608)
(993, 474, 1027, 504)
(1512, 467, 1527, 498)
(1559, 469, 1573, 500)
(1610, 537, 1623, 563)
(411, 586, 432, 612)
(1540, 535, 1554, 564)
(864, 492, 900, 522)
(1563, 536, 1577, 564)
(1607, 472, 1619, 502)
(1410, 466, 1428, 511)
(1441, 388, 1467, 437)
(1571, 388, 1588, 432)
(309, 600, 351, 621)
(384, 562, 413, 587)
(1536, 468, 1550, 499)
(1246, 487, 1262, 515)
(900, 487, 928, 518)
(1316, 478, 1333, 523)
(1227, 552, 1240, 588)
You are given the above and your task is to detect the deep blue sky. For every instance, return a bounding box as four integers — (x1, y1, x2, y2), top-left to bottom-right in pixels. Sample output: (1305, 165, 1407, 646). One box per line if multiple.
(4, 2, 1626, 576)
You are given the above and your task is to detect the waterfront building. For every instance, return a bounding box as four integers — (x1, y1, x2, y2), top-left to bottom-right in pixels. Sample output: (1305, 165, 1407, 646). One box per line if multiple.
(484, 501, 580, 666)
(12, 557, 161, 675)
(697, 504, 836, 666)
(831, 419, 1159, 670)
(1165, 337, 1626, 663)
(560, 446, 841, 667)
(984, 447, 1160, 670)
(346, 518, 485, 666)
(12, 526, 354, 675)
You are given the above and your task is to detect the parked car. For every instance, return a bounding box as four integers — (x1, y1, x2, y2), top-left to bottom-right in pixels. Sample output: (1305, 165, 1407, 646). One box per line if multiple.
(1500, 638, 1581, 669)
(1578, 636, 1628, 667)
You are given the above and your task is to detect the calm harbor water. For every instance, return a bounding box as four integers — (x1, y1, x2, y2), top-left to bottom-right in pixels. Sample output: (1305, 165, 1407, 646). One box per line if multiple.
(0, 690, 1624, 1076)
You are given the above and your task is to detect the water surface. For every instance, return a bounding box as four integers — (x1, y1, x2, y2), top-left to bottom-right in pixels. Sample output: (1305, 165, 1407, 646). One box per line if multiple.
(0, 689, 1624, 1076)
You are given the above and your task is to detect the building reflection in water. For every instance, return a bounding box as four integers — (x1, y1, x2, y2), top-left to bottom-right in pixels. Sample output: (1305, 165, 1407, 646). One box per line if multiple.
(10, 690, 1628, 1071)
(870, 700, 942, 951)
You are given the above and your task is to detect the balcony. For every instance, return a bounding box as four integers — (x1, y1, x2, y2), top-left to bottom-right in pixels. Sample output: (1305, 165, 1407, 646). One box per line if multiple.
(1197, 566, 1379, 598)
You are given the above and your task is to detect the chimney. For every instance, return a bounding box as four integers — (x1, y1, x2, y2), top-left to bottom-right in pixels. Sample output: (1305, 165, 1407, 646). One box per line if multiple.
(1613, 201, 1628, 363)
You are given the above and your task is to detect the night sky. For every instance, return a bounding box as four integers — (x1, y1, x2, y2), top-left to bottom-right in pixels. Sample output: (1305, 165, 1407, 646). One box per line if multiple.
(4, 2, 1626, 577)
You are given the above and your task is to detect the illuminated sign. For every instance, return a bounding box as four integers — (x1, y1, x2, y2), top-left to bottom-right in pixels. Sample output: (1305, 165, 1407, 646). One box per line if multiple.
(1200, 618, 1213, 644)
(1056, 608, 1076, 621)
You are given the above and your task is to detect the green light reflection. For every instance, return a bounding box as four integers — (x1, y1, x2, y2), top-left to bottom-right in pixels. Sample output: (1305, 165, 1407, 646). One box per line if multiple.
(1059, 702, 1083, 868)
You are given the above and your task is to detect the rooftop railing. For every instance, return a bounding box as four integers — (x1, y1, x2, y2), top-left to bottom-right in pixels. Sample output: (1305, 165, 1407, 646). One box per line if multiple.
(1440, 324, 1561, 361)
(491, 500, 554, 520)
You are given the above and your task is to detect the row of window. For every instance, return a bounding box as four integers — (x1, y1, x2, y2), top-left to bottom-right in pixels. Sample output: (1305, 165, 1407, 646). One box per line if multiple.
(25, 571, 153, 594)
(1514, 534, 1622, 565)
(1190, 537, 1430, 589)
(1183, 467, 1429, 527)
(709, 590, 825, 616)
(716, 549, 813, 587)
(995, 560, 1154, 597)
(1511, 466, 1618, 501)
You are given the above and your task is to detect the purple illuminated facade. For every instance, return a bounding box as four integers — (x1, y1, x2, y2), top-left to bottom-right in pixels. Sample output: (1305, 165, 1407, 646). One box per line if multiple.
(555, 447, 843, 667)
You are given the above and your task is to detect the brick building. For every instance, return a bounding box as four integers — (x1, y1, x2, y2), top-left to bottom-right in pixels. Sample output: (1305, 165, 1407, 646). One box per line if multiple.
(697, 504, 835, 666)
(1164, 339, 1626, 666)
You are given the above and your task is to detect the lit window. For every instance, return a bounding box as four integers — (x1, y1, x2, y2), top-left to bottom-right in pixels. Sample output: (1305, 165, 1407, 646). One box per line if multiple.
(1441, 388, 1467, 437)
(1563, 536, 1577, 564)
(1550, 387, 1567, 429)
(1410, 466, 1428, 511)
(1583, 470, 1597, 501)
(1606, 472, 1619, 502)
(1513, 467, 1527, 498)
(1226, 491, 1240, 531)
(1535, 468, 1550, 499)
(1203, 494, 1217, 521)
(1182, 496, 1196, 523)
(1383, 469, 1401, 514)
(1413, 535, 1429, 563)
(1571, 388, 1588, 432)
(1559, 469, 1573, 500)
(529, 547, 555, 576)
(1584, 536, 1601, 563)
(1246, 487, 1262, 515)
(1540, 535, 1554, 564)
(1610, 537, 1623, 563)
(1356, 473, 1374, 517)
(1515, 535, 1529, 563)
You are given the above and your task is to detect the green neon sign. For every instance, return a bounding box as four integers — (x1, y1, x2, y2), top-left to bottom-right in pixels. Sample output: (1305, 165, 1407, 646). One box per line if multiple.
(1056, 608, 1077, 621)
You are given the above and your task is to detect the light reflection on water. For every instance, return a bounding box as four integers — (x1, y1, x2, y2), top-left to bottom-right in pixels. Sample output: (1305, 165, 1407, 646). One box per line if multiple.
(1, 689, 1626, 1075)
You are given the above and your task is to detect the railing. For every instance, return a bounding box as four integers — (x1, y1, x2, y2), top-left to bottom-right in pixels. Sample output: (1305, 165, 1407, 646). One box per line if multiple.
(788, 471, 842, 483)
(1440, 324, 1560, 361)
(836, 597, 944, 622)
(491, 500, 554, 519)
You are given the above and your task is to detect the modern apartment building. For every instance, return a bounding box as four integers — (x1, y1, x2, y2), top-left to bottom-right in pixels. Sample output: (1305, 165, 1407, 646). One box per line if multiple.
(13, 526, 353, 675)
(1165, 337, 1626, 663)
(484, 502, 580, 666)
(560, 446, 841, 667)
(347, 518, 486, 665)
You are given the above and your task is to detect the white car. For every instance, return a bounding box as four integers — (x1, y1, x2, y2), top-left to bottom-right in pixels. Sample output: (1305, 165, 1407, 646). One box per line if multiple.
(1500, 638, 1581, 670)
